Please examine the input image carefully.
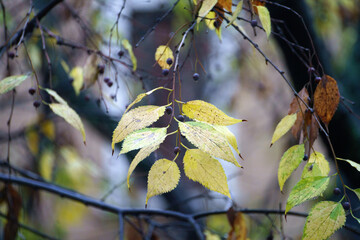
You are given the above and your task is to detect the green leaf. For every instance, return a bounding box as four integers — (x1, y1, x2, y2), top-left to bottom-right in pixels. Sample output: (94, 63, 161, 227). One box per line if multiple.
(337, 157, 360, 172)
(112, 105, 167, 151)
(227, 0, 243, 27)
(179, 121, 241, 167)
(285, 176, 330, 214)
(212, 125, 242, 158)
(270, 113, 297, 146)
(49, 103, 86, 143)
(146, 159, 180, 206)
(278, 144, 305, 191)
(120, 127, 167, 154)
(256, 6, 271, 39)
(183, 149, 230, 197)
(302, 201, 345, 240)
(302, 152, 330, 178)
(0, 73, 31, 95)
(122, 39, 137, 71)
(127, 144, 160, 189)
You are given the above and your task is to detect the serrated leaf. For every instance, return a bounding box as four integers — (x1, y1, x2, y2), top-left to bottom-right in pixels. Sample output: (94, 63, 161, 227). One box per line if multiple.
(197, 0, 218, 23)
(278, 144, 305, 191)
(49, 103, 86, 143)
(44, 88, 68, 105)
(183, 100, 245, 126)
(213, 125, 242, 157)
(270, 113, 297, 146)
(285, 176, 330, 214)
(301, 152, 330, 178)
(146, 159, 180, 205)
(179, 121, 241, 167)
(0, 74, 30, 95)
(83, 54, 99, 89)
(69, 67, 84, 95)
(120, 127, 167, 154)
(125, 87, 169, 113)
(337, 157, 360, 172)
(183, 149, 230, 197)
(112, 105, 166, 150)
(256, 6, 271, 38)
(302, 201, 345, 240)
(227, 0, 243, 26)
(122, 39, 137, 71)
(127, 144, 160, 189)
(155, 45, 174, 70)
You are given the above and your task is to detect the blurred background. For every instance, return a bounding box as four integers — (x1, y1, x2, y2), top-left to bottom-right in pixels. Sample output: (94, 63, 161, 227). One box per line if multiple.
(0, 0, 360, 239)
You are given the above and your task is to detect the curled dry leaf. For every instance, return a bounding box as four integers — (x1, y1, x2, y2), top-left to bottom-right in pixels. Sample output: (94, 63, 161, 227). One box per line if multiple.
(314, 75, 340, 125)
(288, 87, 309, 139)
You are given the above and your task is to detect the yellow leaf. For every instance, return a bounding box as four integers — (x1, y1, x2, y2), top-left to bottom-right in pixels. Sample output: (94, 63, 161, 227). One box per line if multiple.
(179, 121, 241, 167)
(227, 1, 243, 27)
(112, 105, 167, 151)
(197, 0, 218, 23)
(278, 144, 305, 191)
(0, 73, 31, 95)
(83, 54, 99, 89)
(125, 87, 170, 113)
(302, 201, 345, 240)
(205, 11, 216, 30)
(213, 125, 242, 157)
(40, 120, 55, 140)
(302, 152, 330, 178)
(122, 39, 137, 71)
(69, 67, 84, 95)
(26, 129, 39, 156)
(227, 212, 247, 240)
(182, 100, 245, 126)
(204, 230, 221, 240)
(256, 6, 271, 39)
(44, 88, 68, 105)
(120, 127, 167, 154)
(146, 159, 180, 205)
(183, 149, 230, 197)
(155, 45, 174, 70)
(127, 144, 161, 189)
(337, 157, 360, 172)
(39, 149, 55, 181)
(270, 113, 297, 146)
(49, 103, 86, 143)
(216, 26, 222, 40)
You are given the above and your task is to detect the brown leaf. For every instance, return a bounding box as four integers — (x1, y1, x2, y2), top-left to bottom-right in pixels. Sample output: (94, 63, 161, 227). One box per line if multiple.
(227, 212, 247, 240)
(217, 0, 232, 13)
(288, 88, 309, 139)
(314, 75, 340, 125)
(309, 115, 320, 154)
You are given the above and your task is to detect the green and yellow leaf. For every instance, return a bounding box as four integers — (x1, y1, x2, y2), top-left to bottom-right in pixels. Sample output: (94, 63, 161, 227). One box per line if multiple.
(183, 149, 230, 197)
(125, 87, 170, 113)
(122, 39, 137, 71)
(197, 0, 218, 23)
(120, 127, 167, 154)
(182, 100, 245, 125)
(69, 67, 84, 95)
(0, 73, 31, 95)
(227, 1, 243, 27)
(155, 45, 174, 70)
(278, 144, 305, 191)
(146, 159, 180, 205)
(270, 113, 297, 146)
(205, 11, 216, 30)
(337, 157, 360, 172)
(213, 125, 242, 157)
(49, 103, 86, 143)
(302, 201, 345, 240)
(285, 176, 330, 214)
(44, 88, 68, 105)
(112, 105, 167, 151)
(302, 152, 330, 178)
(179, 121, 241, 167)
(256, 6, 271, 38)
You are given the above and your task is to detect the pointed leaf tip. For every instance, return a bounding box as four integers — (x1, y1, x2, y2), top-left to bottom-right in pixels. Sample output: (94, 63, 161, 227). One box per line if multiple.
(271, 113, 297, 145)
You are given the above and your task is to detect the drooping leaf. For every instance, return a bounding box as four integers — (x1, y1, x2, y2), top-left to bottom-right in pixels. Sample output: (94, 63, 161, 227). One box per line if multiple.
(197, 0, 218, 23)
(337, 157, 360, 172)
(122, 39, 137, 71)
(182, 100, 245, 126)
(285, 176, 330, 214)
(302, 201, 345, 240)
(146, 159, 180, 205)
(301, 152, 330, 178)
(69, 67, 84, 95)
(44, 88, 68, 105)
(0, 74, 30, 95)
(127, 144, 160, 189)
(288, 87, 309, 139)
(227, 212, 247, 240)
(270, 113, 297, 146)
(213, 125, 242, 158)
(120, 127, 167, 154)
(183, 149, 230, 197)
(49, 103, 86, 143)
(125, 87, 170, 113)
(256, 6, 271, 38)
(314, 75, 340, 125)
(83, 54, 99, 89)
(179, 121, 241, 167)
(155, 45, 174, 70)
(278, 144, 305, 191)
(227, 1, 243, 27)
(112, 105, 167, 151)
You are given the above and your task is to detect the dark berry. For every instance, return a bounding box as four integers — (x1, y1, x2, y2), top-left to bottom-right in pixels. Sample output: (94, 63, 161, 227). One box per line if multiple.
(97, 64, 105, 74)
(251, 19, 258, 27)
(8, 51, 15, 59)
(107, 81, 113, 87)
(174, 146, 180, 154)
(33, 100, 41, 108)
(333, 188, 341, 195)
(69, 77, 74, 84)
(213, 21, 220, 28)
(104, 77, 110, 83)
(303, 154, 308, 161)
(308, 67, 315, 73)
(166, 58, 173, 65)
(111, 94, 116, 100)
(165, 106, 173, 115)
(118, 50, 124, 57)
(342, 202, 350, 210)
(177, 115, 185, 122)
(193, 73, 200, 81)
(28, 88, 36, 95)
(162, 69, 169, 76)
(315, 76, 321, 83)
(84, 95, 90, 101)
